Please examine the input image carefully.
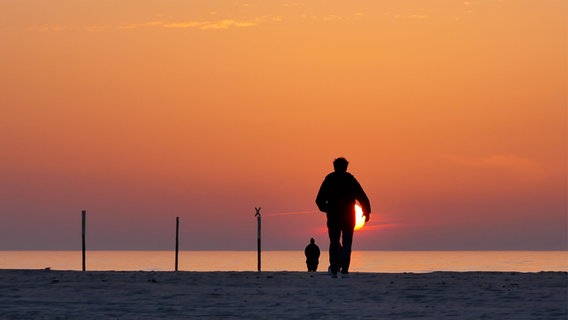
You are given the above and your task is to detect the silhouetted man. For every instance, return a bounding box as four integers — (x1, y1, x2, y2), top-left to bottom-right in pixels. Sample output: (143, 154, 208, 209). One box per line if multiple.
(304, 238, 320, 272)
(316, 157, 371, 278)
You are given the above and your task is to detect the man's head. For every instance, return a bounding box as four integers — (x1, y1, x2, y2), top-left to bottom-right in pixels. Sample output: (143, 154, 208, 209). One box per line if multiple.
(333, 157, 349, 172)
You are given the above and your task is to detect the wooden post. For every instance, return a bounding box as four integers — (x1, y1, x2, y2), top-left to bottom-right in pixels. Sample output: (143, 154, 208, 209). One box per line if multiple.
(175, 217, 179, 272)
(82, 210, 86, 271)
(255, 207, 261, 272)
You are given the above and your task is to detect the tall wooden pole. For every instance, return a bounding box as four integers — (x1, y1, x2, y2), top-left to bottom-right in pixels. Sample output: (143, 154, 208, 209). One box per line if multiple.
(175, 217, 179, 272)
(255, 207, 261, 272)
(82, 210, 86, 271)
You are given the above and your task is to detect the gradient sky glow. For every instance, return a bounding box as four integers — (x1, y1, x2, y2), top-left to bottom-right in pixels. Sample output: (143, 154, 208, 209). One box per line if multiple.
(1, 0, 566, 250)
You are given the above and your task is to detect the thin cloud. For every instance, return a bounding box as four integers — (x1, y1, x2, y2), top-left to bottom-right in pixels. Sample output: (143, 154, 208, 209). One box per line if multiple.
(265, 210, 319, 217)
(163, 21, 203, 29)
(441, 154, 546, 180)
(119, 17, 269, 31)
(119, 20, 166, 30)
(26, 26, 65, 32)
(201, 19, 257, 30)
(300, 13, 366, 21)
(444, 154, 535, 169)
(358, 222, 400, 232)
(85, 26, 107, 32)
(393, 14, 429, 19)
(321, 15, 343, 21)
(283, 2, 304, 7)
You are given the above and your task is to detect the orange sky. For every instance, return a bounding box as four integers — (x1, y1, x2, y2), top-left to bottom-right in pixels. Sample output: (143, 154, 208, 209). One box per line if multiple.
(0, 0, 566, 250)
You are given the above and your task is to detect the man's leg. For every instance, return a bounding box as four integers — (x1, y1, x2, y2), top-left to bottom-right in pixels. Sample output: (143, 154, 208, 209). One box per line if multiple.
(307, 260, 317, 271)
(336, 244, 342, 271)
(327, 225, 341, 275)
(340, 227, 354, 274)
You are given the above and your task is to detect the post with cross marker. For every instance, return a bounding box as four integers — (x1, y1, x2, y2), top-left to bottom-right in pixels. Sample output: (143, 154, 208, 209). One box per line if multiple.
(255, 207, 262, 272)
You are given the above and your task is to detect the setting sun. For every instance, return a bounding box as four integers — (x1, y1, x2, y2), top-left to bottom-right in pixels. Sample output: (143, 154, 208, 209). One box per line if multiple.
(354, 204, 366, 230)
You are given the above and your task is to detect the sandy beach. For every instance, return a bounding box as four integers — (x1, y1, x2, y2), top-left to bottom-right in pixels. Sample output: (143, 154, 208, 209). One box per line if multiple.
(0, 270, 566, 319)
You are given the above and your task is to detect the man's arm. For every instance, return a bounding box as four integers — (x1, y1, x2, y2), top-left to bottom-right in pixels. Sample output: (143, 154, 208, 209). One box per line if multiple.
(354, 179, 371, 221)
(315, 178, 329, 213)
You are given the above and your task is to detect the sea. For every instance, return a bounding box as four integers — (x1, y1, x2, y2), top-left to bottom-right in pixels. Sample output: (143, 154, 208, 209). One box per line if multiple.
(0, 251, 566, 273)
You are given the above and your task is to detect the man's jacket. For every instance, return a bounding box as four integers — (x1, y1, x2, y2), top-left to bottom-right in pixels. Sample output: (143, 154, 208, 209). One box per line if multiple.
(315, 171, 371, 228)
